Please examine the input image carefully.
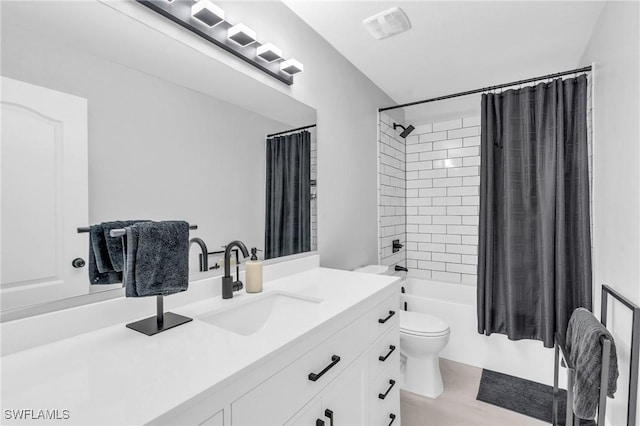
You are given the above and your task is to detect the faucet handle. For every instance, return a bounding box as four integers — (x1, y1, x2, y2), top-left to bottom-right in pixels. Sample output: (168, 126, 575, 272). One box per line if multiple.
(233, 280, 244, 292)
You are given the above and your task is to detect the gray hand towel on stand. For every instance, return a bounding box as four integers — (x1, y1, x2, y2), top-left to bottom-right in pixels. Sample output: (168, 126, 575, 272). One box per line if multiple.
(102, 220, 147, 272)
(122, 221, 190, 297)
(89, 224, 121, 284)
(566, 307, 619, 420)
(88, 234, 122, 285)
(90, 224, 114, 273)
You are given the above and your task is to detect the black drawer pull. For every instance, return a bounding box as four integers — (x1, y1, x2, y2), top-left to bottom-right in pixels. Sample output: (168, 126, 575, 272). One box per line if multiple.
(378, 310, 396, 324)
(315, 419, 325, 426)
(308, 355, 341, 381)
(388, 413, 396, 426)
(324, 409, 333, 426)
(378, 345, 396, 362)
(378, 379, 396, 400)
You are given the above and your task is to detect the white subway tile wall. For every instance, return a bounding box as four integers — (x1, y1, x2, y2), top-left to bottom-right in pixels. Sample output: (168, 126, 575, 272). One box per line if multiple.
(378, 113, 406, 269)
(310, 130, 317, 251)
(403, 117, 481, 284)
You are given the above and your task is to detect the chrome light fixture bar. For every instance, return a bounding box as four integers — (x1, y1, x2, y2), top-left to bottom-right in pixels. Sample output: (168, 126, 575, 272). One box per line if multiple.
(137, 0, 298, 85)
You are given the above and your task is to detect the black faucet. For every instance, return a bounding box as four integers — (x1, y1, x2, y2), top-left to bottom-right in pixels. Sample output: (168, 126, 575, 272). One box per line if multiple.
(189, 237, 208, 272)
(395, 265, 408, 272)
(222, 240, 250, 299)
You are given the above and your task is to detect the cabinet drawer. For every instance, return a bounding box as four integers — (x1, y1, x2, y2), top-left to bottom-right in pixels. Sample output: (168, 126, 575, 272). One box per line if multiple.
(369, 369, 400, 426)
(369, 295, 399, 342)
(232, 314, 368, 426)
(368, 327, 400, 383)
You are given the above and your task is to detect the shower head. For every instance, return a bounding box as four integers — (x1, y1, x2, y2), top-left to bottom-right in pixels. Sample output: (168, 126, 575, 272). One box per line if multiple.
(393, 123, 415, 138)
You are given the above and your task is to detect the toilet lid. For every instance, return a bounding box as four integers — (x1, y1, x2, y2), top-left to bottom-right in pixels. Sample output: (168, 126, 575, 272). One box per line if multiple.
(400, 310, 450, 336)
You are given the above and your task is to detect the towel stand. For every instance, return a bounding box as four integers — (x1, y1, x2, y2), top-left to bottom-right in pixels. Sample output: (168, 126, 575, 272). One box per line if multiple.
(601, 285, 640, 426)
(125, 295, 192, 336)
(553, 333, 612, 426)
(79, 222, 198, 336)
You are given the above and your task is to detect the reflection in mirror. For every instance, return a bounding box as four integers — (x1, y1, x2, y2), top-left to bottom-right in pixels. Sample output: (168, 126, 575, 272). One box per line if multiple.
(264, 126, 317, 260)
(0, 1, 317, 316)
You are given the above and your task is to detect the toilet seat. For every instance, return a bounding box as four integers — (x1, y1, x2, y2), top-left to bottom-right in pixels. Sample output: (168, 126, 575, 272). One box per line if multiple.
(400, 311, 450, 337)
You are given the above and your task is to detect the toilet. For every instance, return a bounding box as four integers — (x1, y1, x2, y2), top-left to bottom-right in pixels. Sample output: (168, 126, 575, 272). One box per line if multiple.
(354, 265, 451, 399)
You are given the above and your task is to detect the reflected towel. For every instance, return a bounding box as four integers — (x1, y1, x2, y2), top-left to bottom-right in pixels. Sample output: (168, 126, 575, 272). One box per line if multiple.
(102, 220, 147, 272)
(89, 225, 122, 285)
(123, 221, 189, 297)
(566, 307, 619, 419)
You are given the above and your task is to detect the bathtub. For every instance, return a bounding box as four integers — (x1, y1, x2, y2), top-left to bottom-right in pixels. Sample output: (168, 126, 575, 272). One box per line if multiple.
(399, 275, 559, 386)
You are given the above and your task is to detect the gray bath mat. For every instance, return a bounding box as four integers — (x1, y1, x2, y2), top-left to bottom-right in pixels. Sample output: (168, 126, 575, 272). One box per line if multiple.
(476, 369, 594, 425)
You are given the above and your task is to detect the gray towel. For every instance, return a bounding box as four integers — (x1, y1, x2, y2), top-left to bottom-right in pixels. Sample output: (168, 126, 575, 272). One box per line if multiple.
(566, 307, 619, 419)
(102, 220, 146, 272)
(88, 233, 122, 285)
(88, 221, 149, 284)
(90, 224, 114, 274)
(122, 221, 189, 297)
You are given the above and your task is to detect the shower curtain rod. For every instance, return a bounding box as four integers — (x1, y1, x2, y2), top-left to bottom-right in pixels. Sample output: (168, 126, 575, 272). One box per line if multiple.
(267, 124, 316, 138)
(379, 65, 592, 112)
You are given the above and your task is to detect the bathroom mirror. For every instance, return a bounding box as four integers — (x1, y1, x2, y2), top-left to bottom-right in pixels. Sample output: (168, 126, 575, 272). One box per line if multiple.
(0, 1, 317, 317)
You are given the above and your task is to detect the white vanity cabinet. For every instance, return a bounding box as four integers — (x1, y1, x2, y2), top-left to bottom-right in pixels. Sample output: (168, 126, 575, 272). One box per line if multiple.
(231, 294, 400, 426)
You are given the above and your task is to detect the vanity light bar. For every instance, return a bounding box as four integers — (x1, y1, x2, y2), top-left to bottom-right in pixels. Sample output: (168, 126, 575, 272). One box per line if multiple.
(137, 0, 302, 84)
(191, 0, 225, 27)
(280, 59, 304, 75)
(256, 43, 282, 62)
(228, 23, 257, 47)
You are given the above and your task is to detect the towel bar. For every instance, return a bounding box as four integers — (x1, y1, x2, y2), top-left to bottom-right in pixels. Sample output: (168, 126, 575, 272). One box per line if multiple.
(77, 224, 198, 234)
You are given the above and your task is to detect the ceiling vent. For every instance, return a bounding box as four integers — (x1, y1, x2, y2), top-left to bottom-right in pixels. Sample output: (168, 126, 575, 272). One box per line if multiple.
(362, 7, 411, 40)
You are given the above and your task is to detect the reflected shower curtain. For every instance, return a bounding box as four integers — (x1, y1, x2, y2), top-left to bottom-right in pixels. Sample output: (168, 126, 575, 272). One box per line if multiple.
(477, 75, 592, 348)
(265, 130, 311, 260)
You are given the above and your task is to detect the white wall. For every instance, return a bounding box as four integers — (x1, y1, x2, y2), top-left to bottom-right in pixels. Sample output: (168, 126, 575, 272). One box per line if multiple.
(1, 23, 288, 268)
(579, 2, 640, 425)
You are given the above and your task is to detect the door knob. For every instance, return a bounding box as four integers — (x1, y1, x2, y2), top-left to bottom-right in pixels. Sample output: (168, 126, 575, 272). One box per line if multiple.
(72, 258, 86, 268)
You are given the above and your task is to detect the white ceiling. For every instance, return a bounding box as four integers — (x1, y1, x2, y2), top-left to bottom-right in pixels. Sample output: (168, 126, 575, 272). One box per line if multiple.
(286, 1, 605, 121)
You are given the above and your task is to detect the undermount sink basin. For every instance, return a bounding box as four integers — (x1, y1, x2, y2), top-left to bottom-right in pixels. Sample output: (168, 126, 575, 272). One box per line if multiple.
(199, 292, 323, 336)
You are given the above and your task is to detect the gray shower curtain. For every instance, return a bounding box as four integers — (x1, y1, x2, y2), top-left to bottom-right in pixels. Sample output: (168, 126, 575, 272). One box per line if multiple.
(477, 75, 592, 348)
(265, 130, 311, 260)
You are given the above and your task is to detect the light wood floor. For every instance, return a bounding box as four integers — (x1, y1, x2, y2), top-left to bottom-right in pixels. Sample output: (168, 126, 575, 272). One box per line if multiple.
(400, 359, 548, 426)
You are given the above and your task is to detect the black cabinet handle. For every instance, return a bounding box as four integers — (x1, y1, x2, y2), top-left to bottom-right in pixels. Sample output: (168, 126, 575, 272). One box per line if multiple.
(378, 345, 396, 362)
(388, 413, 396, 426)
(378, 379, 396, 400)
(316, 419, 325, 426)
(324, 409, 333, 426)
(378, 310, 396, 324)
(308, 355, 341, 381)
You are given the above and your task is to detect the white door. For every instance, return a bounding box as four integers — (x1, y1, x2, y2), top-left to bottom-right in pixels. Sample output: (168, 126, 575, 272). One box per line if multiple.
(1, 76, 88, 310)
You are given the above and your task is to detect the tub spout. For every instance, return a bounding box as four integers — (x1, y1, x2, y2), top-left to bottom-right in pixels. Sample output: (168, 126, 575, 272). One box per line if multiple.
(395, 265, 408, 272)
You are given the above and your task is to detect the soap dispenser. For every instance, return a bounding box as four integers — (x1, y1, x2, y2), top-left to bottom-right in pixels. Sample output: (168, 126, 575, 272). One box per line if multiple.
(246, 248, 263, 293)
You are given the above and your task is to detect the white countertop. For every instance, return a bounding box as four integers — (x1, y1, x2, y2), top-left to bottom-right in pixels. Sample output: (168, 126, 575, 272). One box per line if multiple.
(1, 267, 398, 425)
